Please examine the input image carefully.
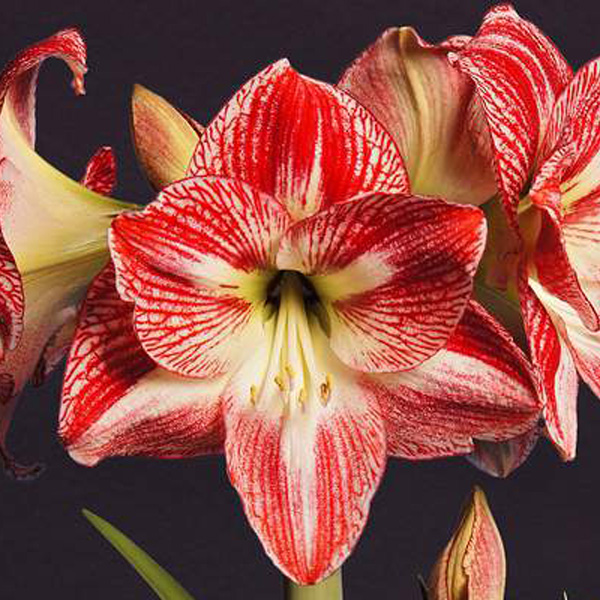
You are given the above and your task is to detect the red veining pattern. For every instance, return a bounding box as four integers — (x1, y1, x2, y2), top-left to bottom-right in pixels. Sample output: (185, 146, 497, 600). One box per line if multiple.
(453, 4, 571, 227)
(189, 60, 409, 219)
(80, 146, 117, 195)
(380, 300, 539, 459)
(279, 193, 486, 372)
(520, 277, 578, 459)
(60, 264, 224, 459)
(109, 176, 290, 378)
(224, 389, 386, 584)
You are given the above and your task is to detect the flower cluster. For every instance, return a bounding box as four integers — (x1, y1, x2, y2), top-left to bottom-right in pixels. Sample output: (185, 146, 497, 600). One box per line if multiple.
(0, 3, 597, 587)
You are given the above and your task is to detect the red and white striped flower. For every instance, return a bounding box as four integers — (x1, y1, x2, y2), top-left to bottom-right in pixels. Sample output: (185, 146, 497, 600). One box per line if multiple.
(437, 4, 600, 468)
(0, 30, 135, 477)
(59, 60, 539, 583)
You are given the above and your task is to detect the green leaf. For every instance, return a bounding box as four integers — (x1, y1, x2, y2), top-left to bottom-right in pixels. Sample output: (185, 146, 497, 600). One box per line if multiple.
(82, 509, 195, 600)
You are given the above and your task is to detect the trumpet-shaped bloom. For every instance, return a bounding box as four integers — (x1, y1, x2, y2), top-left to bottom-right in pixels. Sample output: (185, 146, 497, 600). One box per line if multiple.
(0, 30, 135, 476)
(60, 60, 540, 583)
(448, 4, 600, 465)
(428, 487, 505, 600)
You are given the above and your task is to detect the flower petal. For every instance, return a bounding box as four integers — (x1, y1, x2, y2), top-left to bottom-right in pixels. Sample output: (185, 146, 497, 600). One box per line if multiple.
(80, 146, 117, 195)
(131, 84, 202, 190)
(451, 5, 571, 225)
(188, 60, 409, 219)
(109, 176, 290, 378)
(60, 264, 225, 466)
(224, 326, 386, 584)
(467, 428, 540, 478)
(374, 301, 540, 459)
(529, 144, 599, 331)
(277, 192, 486, 372)
(0, 232, 23, 362)
(339, 27, 495, 205)
(522, 278, 578, 460)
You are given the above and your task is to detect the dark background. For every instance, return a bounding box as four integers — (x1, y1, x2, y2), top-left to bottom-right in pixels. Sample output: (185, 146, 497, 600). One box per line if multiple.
(0, 0, 598, 597)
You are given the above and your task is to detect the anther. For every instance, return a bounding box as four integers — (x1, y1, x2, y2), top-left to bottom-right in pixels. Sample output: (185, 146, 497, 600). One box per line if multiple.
(319, 374, 333, 406)
(297, 388, 307, 408)
(274, 375, 286, 391)
(285, 364, 296, 380)
(250, 385, 258, 406)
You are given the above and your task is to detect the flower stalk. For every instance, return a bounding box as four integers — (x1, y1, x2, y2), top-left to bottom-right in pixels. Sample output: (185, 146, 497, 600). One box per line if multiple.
(284, 571, 343, 600)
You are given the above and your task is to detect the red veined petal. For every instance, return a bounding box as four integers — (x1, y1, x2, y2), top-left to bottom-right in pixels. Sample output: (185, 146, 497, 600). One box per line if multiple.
(339, 27, 495, 206)
(277, 192, 486, 372)
(526, 278, 600, 408)
(224, 328, 386, 584)
(467, 428, 540, 478)
(529, 144, 599, 331)
(0, 32, 134, 478)
(0, 28, 87, 374)
(79, 146, 117, 195)
(0, 232, 23, 362)
(0, 28, 86, 145)
(109, 176, 290, 378)
(522, 277, 578, 460)
(60, 264, 225, 466)
(131, 84, 202, 190)
(374, 301, 540, 459)
(451, 5, 572, 226)
(188, 60, 409, 220)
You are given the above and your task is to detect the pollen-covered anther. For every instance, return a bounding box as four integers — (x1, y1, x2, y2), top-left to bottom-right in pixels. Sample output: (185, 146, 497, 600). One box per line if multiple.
(319, 373, 333, 405)
(297, 388, 307, 409)
(274, 375, 286, 391)
(250, 385, 258, 406)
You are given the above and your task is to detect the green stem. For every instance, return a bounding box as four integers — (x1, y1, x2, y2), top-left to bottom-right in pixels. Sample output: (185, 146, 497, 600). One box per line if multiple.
(284, 571, 343, 600)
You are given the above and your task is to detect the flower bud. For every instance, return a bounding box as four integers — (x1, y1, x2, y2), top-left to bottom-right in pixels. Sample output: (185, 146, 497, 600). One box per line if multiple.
(428, 487, 505, 600)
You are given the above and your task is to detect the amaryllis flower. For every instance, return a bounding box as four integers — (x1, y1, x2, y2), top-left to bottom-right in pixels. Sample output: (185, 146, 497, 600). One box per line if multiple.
(0, 30, 135, 476)
(442, 4, 600, 467)
(59, 60, 539, 583)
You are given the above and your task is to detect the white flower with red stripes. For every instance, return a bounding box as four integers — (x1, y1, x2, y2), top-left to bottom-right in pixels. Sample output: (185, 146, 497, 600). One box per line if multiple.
(0, 30, 134, 477)
(59, 59, 540, 583)
(422, 4, 600, 469)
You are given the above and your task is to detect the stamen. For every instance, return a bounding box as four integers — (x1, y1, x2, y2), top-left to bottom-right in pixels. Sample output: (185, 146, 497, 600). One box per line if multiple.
(297, 388, 307, 408)
(274, 375, 286, 391)
(250, 385, 258, 406)
(319, 373, 333, 405)
(285, 364, 296, 380)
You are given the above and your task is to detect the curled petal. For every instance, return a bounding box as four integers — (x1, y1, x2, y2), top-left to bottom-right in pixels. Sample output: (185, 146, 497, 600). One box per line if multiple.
(224, 328, 386, 584)
(131, 84, 202, 190)
(429, 487, 505, 600)
(60, 264, 225, 465)
(189, 59, 409, 219)
(451, 4, 571, 225)
(339, 27, 495, 205)
(109, 176, 290, 378)
(0, 31, 135, 477)
(522, 278, 578, 460)
(278, 192, 486, 372)
(375, 301, 540, 459)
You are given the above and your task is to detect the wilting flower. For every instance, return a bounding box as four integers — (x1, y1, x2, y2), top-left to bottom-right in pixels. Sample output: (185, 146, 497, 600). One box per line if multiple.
(428, 487, 505, 600)
(0, 30, 135, 476)
(443, 4, 600, 466)
(59, 60, 539, 583)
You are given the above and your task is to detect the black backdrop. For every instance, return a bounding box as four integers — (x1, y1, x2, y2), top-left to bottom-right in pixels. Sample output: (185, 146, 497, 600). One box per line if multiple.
(0, 0, 598, 598)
